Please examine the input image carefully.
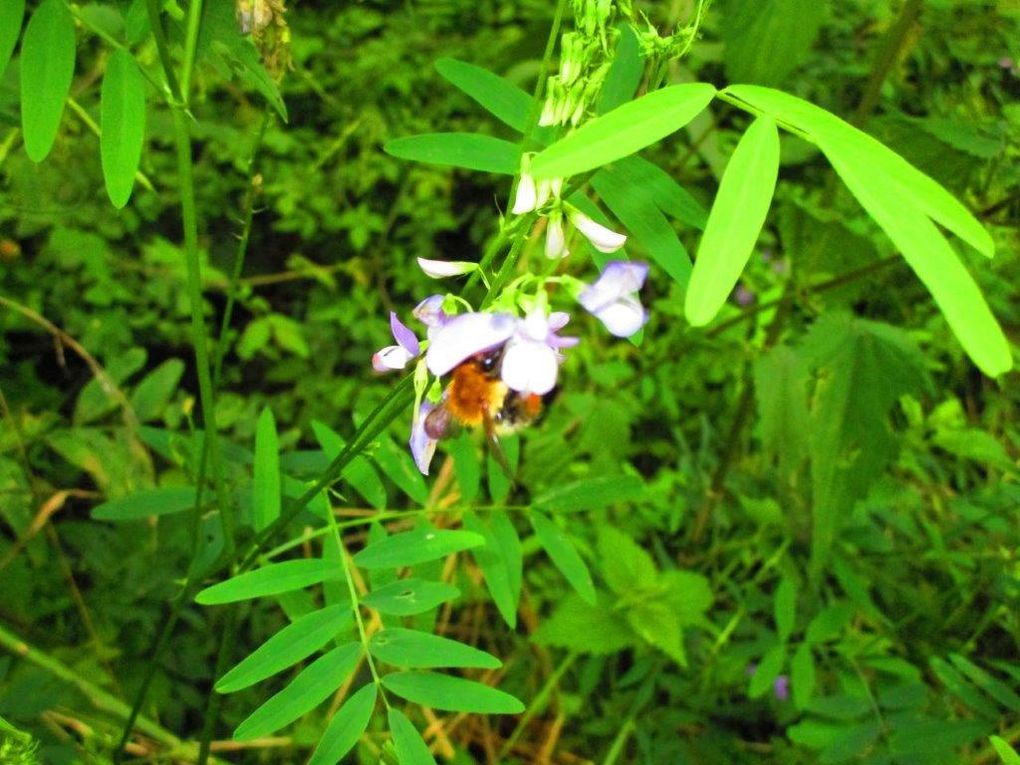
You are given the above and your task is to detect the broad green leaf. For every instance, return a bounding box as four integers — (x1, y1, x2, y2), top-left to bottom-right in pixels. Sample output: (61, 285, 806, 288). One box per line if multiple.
(608, 156, 708, 230)
(748, 643, 787, 699)
(534, 593, 636, 655)
(0, 0, 25, 78)
(353, 526, 484, 570)
(530, 83, 716, 179)
(659, 570, 713, 628)
(529, 510, 595, 605)
(129, 359, 184, 421)
(372, 438, 428, 505)
(597, 525, 658, 594)
(361, 579, 460, 616)
(369, 628, 501, 670)
(597, 23, 643, 114)
(76, 3, 124, 40)
(722, 0, 827, 87)
(532, 474, 645, 513)
(312, 420, 387, 510)
(435, 58, 531, 132)
(627, 598, 687, 666)
(754, 345, 809, 479)
(949, 654, 1020, 713)
(216, 605, 351, 693)
(196, 559, 343, 605)
(463, 512, 522, 628)
(253, 408, 280, 533)
(388, 708, 437, 765)
(100, 49, 146, 208)
(990, 736, 1020, 765)
(823, 150, 1010, 377)
(448, 431, 481, 504)
(721, 84, 994, 258)
(790, 643, 816, 710)
(308, 683, 377, 765)
(686, 115, 780, 326)
(20, 0, 76, 162)
(775, 577, 797, 643)
(233, 643, 361, 740)
(592, 169, 693, 289)
(385, 133, 521, 174)
(91, 486, 197, 521)
(381, 671, 524, 714)
(74, 347, 147, 425)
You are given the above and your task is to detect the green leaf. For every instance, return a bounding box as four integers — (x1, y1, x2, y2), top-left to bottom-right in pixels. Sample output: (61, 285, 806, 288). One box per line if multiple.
(775, 577, 797, 643)
(529, 510, 596, 605)
(100, 49, 146, 208)
(129, 359, 184, 421)
(597, 24, 643, 114)
(532, 474, 645, 513)
(381, 671, 524, 714)
(530, 83, 716, 179)
(196, 559, 343, 605)
(463, 512, 522, 628)
(448, 432, 481, 504)
(754, 345, 809, 479)
(627, 599, 687, 666)
(372, 439, 429, 505)
(361, 579, 460, 616)
(686, 115, 780, 326)
(721, 84, 994, 258)
(597, 525, 658, 594)
(91, 486, 197, 521)
(659, 570, 713, 628)
(748, 643, 787, 699)
(308, 683, 377, 765)
(592, 168, 693, 289)
(722, 0, 827, 87)
(216, 605, 351, 693)
(790, 643, 816, 710)
(233, 643, 361, 740)
(990, 736, 1020, 765)
(312, 421, 387, 510)
(369, 628, 501, 670)
(949, 654, 1020, 713)
(435, 58, 531, 132)
(388, 708, 437, 765)
(353, 526, 485, 570)
(253, 408, 280, 533)
(823, 148, 1011, 377)
(385, 133, 521, 174)
(20, 0, 76, 162)
(534, 593, 636, 655)
(930, 657, 1001, 720)
(607, 156, 708, 230)
(0, 0, 25, 79)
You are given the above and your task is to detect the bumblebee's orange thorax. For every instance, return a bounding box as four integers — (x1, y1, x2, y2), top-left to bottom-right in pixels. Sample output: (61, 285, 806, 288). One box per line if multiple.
(446, 360, 507, 426)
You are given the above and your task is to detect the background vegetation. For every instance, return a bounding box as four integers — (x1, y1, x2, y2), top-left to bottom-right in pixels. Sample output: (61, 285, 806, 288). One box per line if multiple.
(0, 0, 1018, 763)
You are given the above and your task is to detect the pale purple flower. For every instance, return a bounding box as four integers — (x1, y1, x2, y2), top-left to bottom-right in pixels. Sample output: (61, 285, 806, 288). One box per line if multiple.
(568, 209, 627, 253)
(734, 284, 755, 306)
(500, 310, 578, 395)
(412, 295, 448, 336)
(578, 261, 649, 338)
(773, 675, 790, 701)
(409, 401, 439, 475)
(417, 257, 476, 279)
(425, 312, 518, 377)
(372, 312, 421, 372)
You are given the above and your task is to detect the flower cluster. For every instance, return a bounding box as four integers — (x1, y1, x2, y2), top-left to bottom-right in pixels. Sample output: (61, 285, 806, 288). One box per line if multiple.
(372, 259, 649, 474)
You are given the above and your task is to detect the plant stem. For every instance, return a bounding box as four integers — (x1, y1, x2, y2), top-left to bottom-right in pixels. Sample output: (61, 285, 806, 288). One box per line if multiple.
(196, 599, 242, 765)
(498, 652, 577, 759)
(180, 0, 205, 101)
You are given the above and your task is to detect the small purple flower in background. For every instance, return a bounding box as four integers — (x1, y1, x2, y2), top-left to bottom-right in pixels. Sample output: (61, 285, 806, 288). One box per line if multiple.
(578, 260, 649, 337)
(409, 401, 439, 475)
(734, 284, 756, 307)
(372, 312, 420, 372)
(501, 311, 579, 395)
(773, 675, 790, 701)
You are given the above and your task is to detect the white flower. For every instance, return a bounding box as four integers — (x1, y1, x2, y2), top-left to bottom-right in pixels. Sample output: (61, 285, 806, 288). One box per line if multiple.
(512, 172, 538, 214)
(425, 312, 518, 376)
(545, 213, 569, 260)
(417, 257, 477, 279)
(500, 311, 578, 395)
(372, 312, 421, 372)
(568, 208, 627, 253)
(578, 261, 649, 338)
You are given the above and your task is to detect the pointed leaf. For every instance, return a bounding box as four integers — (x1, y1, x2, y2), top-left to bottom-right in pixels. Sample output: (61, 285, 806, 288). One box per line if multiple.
(369, 628, 501, 670)
(307, 683, 377, 765)
(91, 486, 197, 521)
(749, 643, 787, 699)
(949, 654, 1020, 713)
(597, 23, 643, 114)
(233, 643, 361, 740)
(353, 527, 484, 570)
(196, 559, 343, 605)
(385, 133, 521, 174)
(20, 0, 76, 162)
(388, 708, 437, 765)
(361, 578, 460, 616)
(435, 58, 531, 132)
(381, 671, 524, 714)
(372, 438, 428, 505)
(532, 474, 645, 513)
(0, 0, 25, 78)
(990, 736, 1020, 765)
(775, 577, 797, 643)
(790, 643, 816, 710)
(530, 83, 716, 179)
(463, 512, 522, 628)
(253, 408, 280, 533)
(100, 49, 146, 208)
(312, 420, 387, 510)
(608, 156, 708, 230)
(216, 605, 352, 693)
(529, 511, 595, 604)
(686, 115, 780, 325)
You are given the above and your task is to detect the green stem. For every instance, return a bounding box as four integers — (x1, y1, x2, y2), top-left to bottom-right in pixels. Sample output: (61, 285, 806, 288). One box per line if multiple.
(195, 599, 242, 765)
(497, 652, 577, 759)
(143, 0, 182, 101)
(180, 0, 205, 102)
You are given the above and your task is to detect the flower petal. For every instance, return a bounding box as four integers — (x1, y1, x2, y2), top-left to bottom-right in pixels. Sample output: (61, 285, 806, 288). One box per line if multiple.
(501, 340, 559, 395)
(593, 295, 647, 338)
(409, 402, 438, 475)
(389, 312, 420, 356)
(413, 295, 447, 329)
(511, 173, 538, 214)
(569, 210, 627, 253)
(425, 312, 518, 376)
(373, 345, 414, 372)
(545, 215, 569, 259)
(417, 258, 477, 279)
(578, 260, 648, 313)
